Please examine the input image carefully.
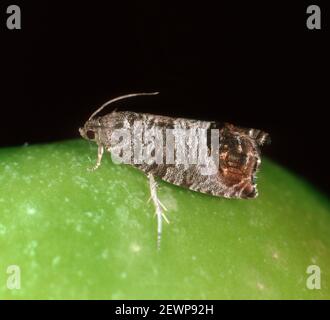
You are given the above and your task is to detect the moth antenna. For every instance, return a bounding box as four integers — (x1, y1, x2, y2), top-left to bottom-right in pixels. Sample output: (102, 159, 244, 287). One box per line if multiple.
(88, 92, 159, 120)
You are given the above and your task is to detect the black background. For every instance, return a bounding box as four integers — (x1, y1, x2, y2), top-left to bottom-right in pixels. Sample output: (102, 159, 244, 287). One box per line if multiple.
(1, 1, 329, 195)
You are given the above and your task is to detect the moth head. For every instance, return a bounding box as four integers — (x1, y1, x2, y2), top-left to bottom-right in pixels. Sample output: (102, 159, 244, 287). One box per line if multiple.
(79, 118, 101, 142)
(79, 92, 159, 142)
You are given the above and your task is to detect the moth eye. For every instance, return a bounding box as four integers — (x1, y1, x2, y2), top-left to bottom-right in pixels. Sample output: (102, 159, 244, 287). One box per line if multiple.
(86, 130, 95, 140)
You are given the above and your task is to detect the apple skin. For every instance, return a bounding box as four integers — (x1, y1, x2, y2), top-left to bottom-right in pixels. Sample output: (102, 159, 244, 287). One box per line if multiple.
(0, 139, 329, 299)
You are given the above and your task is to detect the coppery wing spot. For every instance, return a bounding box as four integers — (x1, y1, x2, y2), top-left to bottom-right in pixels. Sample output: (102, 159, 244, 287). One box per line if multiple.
(218, 129, 261, 197)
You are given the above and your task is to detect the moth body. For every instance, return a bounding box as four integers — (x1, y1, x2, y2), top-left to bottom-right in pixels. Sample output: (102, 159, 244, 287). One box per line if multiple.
(79, 93, 270, 249)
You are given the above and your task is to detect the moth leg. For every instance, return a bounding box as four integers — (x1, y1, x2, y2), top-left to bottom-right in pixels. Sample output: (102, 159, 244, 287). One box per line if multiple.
(147, 196, 169, 223)
(88, 144, 104, 171)
(148, 173, 169, 250)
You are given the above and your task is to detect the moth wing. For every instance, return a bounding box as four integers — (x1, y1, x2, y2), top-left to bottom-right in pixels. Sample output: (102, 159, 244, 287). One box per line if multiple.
(215, 124, 269, 198)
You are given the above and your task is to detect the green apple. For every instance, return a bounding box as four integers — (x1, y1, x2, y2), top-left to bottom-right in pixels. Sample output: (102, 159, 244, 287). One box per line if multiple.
(0, 140, 329, 299)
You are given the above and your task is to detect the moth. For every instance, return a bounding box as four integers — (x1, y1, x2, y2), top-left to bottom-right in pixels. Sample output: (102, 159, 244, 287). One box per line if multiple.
(79, 92, 270, 249)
